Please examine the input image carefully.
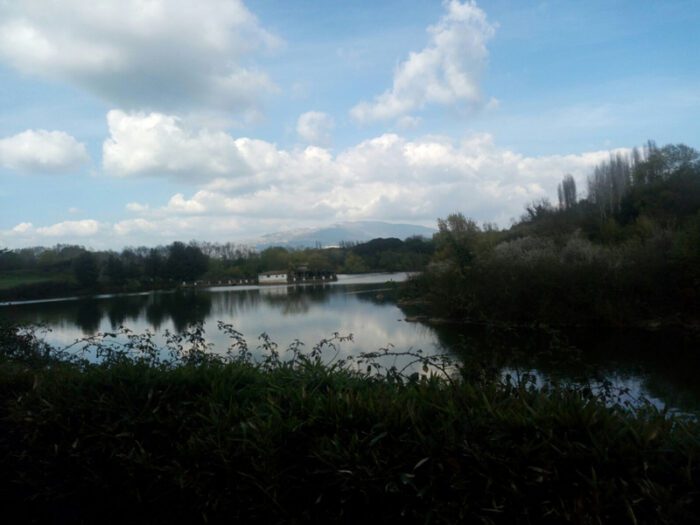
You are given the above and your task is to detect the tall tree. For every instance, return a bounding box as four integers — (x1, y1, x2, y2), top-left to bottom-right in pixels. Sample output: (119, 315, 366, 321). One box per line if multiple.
(557, 174, 577, 210)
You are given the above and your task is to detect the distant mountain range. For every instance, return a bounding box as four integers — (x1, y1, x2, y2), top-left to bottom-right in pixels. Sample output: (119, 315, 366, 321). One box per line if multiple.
(247, 221, 436, 249)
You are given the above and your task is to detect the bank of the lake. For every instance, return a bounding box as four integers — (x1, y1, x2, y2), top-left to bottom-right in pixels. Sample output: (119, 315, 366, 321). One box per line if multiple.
(0, 277, 178, 304)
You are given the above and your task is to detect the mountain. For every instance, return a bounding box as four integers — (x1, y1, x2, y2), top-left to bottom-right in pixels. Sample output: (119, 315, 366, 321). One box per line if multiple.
(248, 221, 436, 249)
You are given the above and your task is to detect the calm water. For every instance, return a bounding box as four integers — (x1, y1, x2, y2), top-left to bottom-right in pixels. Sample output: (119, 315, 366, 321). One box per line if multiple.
(3, 272, 700, 413)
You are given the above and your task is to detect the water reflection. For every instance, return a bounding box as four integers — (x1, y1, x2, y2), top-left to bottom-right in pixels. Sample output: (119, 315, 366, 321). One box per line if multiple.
(3, 281, 398, 335)
(428, 324, 700, 413)
(4, 291, 214, 334)
(2, 273, 699, 414)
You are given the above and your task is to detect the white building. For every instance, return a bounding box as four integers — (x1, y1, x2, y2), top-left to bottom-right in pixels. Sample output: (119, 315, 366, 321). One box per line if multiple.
(258, 270, 288, 285)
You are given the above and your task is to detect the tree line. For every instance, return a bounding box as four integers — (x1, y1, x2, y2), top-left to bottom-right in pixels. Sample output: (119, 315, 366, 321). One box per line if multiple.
(403, 141, 700, 328)
(0, 236, 435, 300)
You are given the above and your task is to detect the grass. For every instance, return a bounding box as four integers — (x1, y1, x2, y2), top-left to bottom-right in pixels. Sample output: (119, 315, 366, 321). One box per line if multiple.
(1, 323, 699, 523)
(0, 270, 68, 290)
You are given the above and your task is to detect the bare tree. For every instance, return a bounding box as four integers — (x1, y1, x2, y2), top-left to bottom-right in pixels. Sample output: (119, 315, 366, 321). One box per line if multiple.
(557, 174, 577, 210)
(587, 152, 632, 218)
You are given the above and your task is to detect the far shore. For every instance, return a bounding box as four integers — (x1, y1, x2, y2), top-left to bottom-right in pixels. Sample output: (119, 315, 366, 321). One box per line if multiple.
(0, 272, 413, 307)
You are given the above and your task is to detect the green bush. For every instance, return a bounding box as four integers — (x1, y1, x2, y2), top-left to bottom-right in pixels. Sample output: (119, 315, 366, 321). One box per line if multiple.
(1, 324, 699, 523)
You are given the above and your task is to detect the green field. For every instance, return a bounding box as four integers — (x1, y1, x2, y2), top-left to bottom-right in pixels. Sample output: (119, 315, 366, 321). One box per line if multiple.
(0, 271, 70, 290)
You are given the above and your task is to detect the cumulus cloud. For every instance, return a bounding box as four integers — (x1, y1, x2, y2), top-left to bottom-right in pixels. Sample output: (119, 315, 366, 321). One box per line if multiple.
(2, 220, 101, 246)
(36, 220, 101, 237)
(296, 111, 334, 145)
(112, 215, 247, 239)
(351, 0, 495, 123)
(12, 222, 33, 233)
(102, 111, 617, 239)
(103, 110, 244, 178)
(113, 218, 158, 236)
(103, 110, 336, 189)
(3, 125, 619, 248)
(0, 0, 280, 114)
(0, 130, 89, 173)
(0, 219, 107, 247)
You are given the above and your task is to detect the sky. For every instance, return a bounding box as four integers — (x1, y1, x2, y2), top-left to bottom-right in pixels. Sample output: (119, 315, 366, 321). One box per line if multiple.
(0, 0, 698, 249)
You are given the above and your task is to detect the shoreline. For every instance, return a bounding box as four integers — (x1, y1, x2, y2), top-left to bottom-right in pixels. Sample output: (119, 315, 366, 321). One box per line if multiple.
(397, 299, 700, 333)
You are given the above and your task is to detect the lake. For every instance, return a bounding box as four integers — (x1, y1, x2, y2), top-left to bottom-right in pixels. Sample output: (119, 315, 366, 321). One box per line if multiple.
(3, 272, 700, 414)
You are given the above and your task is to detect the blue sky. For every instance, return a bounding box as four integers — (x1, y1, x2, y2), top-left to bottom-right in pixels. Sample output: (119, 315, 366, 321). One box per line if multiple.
(0, 0, 698, 248)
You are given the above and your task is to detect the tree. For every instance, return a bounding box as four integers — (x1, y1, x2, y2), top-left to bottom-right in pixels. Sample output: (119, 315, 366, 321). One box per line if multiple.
(523, 198, 555, 221)
(72, 252, 99, 288)
(557, 174, 577, 210)
(434, 213, 481, 271)
(166, 242, 208, 282)
(404, 235, 435, 255)
(119, 248, 142, 280)
(144, 249, 163, 281)
(659, 144, 699, 175)
(104, 255, 126, 285)
(587, 153, 631, 218)
(342, 252, 368, 273)
(0, 249, 22, 271)
(306, 252, 331, 272)
(259, 247, 290, 272)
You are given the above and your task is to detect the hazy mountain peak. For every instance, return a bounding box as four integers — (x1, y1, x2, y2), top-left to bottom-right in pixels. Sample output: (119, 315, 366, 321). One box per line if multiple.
(248, 221, 436, 249)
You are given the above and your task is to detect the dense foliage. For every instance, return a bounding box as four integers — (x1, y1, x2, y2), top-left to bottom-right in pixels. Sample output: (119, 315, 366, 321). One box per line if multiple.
(1, 323, 699, 523)
(0, 242, 211, 300)
(404, 141, 700, 328)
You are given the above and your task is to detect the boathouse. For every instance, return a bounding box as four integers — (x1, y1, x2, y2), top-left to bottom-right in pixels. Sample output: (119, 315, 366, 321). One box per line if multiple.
(289, 266, 337, 283)
(257, 267, 338, 285)
(258, 270, 288, 285)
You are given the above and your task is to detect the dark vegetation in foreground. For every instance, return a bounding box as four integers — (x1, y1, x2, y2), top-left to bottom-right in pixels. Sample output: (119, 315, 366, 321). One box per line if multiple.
(1, 323, 699, 523)
(403, 141, 700, 329)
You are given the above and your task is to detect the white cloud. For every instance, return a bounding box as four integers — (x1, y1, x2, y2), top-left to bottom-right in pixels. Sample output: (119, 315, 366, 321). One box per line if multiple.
(296, 111, 334, 145)
(351, 0, 495, 123)
(2, 220, 101, 246)
(0, 0, 280, 114)
(125, 202, 149, 213)
(103, 111, 616, 239)
(103, 110, 336, 189)
(3, 127, 617, 248)
(103, 110, 245, 178)
(0, 130, 89, 173)
(111, 215, 252, 243)
(396, 116, 422, 130)
(113, 218, 158, 236)
(36, 220, 100, 237)
(167, 193, 208, 214)
(12, 222, 33, 233)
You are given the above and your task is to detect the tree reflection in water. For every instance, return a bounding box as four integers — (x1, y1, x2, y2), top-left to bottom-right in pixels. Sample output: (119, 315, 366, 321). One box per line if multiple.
(3, 277, 700, 414)
(75, 299, 101, 334)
